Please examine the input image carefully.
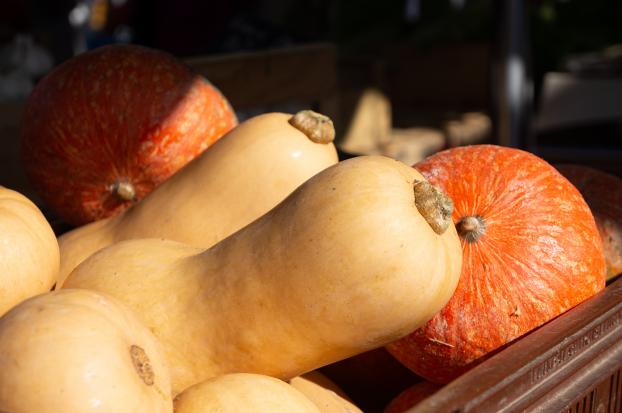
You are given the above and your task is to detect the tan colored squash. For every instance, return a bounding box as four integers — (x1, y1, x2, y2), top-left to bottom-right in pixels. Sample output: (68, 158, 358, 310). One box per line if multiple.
(173, 373, 320, 413)
(289, 371, 363, 413)
(0, 186, 59, 316)
(0, 289, 172, 413)
(57, 110, 338, 286)
(64, 155, 463, 395)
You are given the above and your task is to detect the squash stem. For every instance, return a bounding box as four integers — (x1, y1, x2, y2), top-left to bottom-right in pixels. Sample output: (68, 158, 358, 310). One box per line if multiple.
(288, 110, 335, 144)
(111, 179, 136, 202)
(456, 215, 486, 243)
(413, 180, 454, 235)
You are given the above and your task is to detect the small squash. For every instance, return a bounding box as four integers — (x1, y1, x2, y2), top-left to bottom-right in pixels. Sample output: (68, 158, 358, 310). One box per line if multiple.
(174, 373, 320, 413)
(0, 186, 59, 316)
(289, 371, 363, 413)
(555, 164, 622, 280)
(0, 289, 172, 413)
(64, 155, 462, 395)
(57, 110, 338, 286)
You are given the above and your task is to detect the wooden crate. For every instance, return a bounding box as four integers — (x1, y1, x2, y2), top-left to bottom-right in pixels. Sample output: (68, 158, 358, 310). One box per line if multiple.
(408, 276, 622, 413)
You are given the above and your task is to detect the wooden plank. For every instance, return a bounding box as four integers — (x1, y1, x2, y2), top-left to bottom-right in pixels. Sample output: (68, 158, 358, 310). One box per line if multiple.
(184, 43, 338, 111)
(407, 277, 622, 413)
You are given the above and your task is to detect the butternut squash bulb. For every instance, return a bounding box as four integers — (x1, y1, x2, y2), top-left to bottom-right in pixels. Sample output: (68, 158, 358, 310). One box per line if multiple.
(173, 373, 320, 413)
(57, 110, 338, 286)
(0, 289, 173, 413)
(0, 186, 59, 316)
(64, 155, 462, 395)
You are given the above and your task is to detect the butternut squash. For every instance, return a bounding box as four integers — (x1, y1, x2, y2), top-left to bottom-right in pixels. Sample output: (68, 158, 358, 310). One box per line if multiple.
(173, 373, 320, 413)
(0, 289, 172, 412)
(289, 371, 363, 413)
(63, 155, 462, 395)
(57, 110, 338, 286)
(0, 186, 59, 316)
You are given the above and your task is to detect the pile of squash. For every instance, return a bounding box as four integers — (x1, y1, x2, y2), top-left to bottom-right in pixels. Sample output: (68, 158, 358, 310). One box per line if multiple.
(0, 44, 617, 413)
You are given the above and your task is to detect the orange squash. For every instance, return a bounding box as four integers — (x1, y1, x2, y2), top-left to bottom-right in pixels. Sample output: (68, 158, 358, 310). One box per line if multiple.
(387, 144, 606, 383)
(21, 44, 237, 226)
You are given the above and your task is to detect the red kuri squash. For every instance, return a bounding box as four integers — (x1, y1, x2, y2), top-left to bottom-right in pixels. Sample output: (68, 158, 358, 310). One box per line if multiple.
(386, 144, 606, 383)
(555, 164, 622, 280)
(21, 44, 237, 226)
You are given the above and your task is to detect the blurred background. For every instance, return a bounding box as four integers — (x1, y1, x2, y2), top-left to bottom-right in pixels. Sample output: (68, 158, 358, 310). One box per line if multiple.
(2, 0, 622, 192)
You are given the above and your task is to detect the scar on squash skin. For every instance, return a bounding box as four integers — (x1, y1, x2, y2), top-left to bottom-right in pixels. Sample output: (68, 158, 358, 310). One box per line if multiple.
(130, 345, 155, 386)
(429, 337, 455, 348)
(413, 180, 454, 235)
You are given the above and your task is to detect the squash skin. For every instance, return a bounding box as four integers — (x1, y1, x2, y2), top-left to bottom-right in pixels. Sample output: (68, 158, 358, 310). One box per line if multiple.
(64, 155, 462, 395)
(289, 371, 363, 413)
(0, 289, 172, 413)
(0, 186, 59, 316)
(57, 111, 339, 287)
(174, 373, 320, 413)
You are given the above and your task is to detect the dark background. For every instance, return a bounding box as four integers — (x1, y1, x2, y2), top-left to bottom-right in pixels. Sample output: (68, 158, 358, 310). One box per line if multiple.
(2, 1, 622, 186)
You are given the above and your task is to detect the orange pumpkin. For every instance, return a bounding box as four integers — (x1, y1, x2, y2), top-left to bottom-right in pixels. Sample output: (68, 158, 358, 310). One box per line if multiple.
(21, 44, 237, 226)
(555, 164, 622, 280)
(386, 144, 606, 383)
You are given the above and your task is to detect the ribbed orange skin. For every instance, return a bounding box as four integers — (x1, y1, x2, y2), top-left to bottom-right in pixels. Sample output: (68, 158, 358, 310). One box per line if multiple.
(21, 44, 237, 226)
(386, 144, 606, 384)
(556, 164, 622, 280)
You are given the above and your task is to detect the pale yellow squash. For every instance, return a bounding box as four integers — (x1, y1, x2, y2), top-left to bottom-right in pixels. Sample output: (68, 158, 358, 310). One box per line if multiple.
(0, 289, 173, 413)
(290, 371, 363, 413)
(0, 186, 59, 316)
(174, 373, 320, 413)
(57, 110, 338, 286)
(64, 155, 463, 395)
